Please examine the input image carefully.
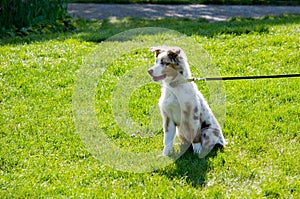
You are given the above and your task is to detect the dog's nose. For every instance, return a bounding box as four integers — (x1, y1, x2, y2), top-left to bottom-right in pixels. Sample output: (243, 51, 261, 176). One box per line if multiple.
(148, 69, 153, 76)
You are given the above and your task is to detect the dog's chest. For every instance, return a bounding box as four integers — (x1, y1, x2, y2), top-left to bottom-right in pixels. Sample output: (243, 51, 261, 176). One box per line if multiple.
(159, 90, 181, 125)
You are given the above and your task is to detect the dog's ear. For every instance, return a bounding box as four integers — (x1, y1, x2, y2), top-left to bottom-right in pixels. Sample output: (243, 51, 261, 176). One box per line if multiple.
(167, 49, 180, 60)
(149, 47, 161, 58)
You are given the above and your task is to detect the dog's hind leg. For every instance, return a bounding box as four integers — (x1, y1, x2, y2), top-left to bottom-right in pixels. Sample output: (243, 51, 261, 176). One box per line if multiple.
(198, 128, 223, 158)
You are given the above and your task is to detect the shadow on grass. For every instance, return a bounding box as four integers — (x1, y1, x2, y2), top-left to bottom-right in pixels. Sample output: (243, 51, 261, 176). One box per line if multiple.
(161, 145, 223, 187)
(1, 14, 299, 45)
(75, 14, 300, 43)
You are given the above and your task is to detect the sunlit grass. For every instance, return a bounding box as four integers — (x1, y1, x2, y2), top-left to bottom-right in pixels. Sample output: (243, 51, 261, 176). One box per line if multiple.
(0, 15, 299, 198)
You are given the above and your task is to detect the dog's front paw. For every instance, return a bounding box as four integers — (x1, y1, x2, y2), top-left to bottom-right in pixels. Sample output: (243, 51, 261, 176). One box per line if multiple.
(163, 147, 172, 156)
(192, 143, 202, 154)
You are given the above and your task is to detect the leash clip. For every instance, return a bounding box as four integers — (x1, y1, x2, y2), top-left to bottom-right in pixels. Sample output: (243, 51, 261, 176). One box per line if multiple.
(188, 77, 206, 82)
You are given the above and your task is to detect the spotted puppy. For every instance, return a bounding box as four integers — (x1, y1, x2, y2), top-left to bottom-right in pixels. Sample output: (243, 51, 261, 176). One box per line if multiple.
(148, 46, 227, 158)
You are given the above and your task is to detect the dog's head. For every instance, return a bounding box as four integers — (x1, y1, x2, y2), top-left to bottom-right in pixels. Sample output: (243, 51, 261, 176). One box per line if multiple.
(148, 46, 191, 83)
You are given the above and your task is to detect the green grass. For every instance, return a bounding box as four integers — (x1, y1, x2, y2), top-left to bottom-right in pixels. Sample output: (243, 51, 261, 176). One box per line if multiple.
(1, 15, 300, 198)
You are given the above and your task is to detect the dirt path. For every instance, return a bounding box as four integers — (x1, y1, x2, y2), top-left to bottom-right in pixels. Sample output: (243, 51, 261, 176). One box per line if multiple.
(68, 3, 300, 22)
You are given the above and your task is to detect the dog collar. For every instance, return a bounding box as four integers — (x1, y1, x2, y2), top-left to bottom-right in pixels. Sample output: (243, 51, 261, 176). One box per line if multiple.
(169, 77, 205, 87)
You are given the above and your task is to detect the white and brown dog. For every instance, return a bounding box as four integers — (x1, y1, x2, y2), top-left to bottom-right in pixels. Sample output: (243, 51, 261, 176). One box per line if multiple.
(148, 46, 227, 158)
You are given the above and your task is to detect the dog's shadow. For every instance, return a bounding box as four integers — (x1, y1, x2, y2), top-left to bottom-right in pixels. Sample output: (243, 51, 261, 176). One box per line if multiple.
(161, 145, 223, 187)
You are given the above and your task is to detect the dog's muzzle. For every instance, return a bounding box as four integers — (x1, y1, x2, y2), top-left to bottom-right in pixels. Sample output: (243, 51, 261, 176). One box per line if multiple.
(148, 69, 166, 82)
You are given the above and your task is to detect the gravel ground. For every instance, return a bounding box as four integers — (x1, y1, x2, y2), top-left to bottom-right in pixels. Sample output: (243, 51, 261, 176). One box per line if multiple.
(68, 3, 300, 22)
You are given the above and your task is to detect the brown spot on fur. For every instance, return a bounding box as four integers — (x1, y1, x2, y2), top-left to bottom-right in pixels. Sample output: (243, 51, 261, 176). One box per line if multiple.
(164, 116, 170, 132)
(183, 121, 191, 133)
(169, 64, 176, 70)
(193, 106, 199, 120)
(155, 50, 161, 57)
(213, 129, 220, 137)
(182, 120, 193, 142)
(149, 47, 161, 58)
(193, 128, 201, 143)
(167, 49, 180, 61)
(212, 128, 223, 140)
(162, 68, 178, 80)
(182, 103, 195, 142)
(179, 134, 189, 145)
(194, 107, 198, 113)
(183, 103, 192, 118)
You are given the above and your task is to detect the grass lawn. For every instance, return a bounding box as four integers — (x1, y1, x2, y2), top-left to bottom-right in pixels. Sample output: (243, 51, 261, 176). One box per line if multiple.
(1, 15, 300, 198)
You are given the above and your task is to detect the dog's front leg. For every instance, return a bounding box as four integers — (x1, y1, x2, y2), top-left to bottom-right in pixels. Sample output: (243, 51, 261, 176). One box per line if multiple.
(163, 119, 176, 156)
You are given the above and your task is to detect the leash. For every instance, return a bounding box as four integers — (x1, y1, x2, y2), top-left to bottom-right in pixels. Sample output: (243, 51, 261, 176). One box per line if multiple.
(169, 73, 300, 87)
(187, 73, 300, 82)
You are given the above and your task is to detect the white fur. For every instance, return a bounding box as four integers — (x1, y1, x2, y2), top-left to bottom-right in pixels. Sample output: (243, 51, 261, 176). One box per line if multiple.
(148, 46, 227, 158)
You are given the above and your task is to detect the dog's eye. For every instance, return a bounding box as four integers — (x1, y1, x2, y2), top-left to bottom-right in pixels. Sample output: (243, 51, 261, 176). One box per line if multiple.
(161, 62, 170, 66)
